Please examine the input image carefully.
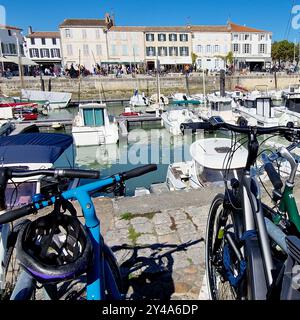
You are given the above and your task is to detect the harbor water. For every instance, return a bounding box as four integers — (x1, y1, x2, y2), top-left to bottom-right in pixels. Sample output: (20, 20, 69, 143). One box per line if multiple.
(42, 104, 206, 195)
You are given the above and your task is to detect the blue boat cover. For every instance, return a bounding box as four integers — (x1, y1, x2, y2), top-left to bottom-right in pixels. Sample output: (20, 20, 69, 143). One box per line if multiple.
(0, 133, 73, 164)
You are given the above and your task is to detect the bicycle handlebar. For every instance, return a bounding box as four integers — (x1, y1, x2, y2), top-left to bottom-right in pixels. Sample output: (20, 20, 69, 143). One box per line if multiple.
(122, 164, 157, 181)
(0, 204, 37, 225)
(9, 168, 100, 180)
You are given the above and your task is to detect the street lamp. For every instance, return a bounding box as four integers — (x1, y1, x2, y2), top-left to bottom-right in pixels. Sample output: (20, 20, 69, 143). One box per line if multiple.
(13, 32, 24, 88)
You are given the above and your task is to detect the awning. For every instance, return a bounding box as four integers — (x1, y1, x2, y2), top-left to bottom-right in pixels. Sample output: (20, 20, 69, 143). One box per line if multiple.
(245, 58, 267, 63)
(0, 56, 10, 63)
(4, 56, 38, 66)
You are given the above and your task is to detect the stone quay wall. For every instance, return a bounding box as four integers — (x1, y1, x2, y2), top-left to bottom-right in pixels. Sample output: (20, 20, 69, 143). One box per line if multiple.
(1, 73, 300, 100)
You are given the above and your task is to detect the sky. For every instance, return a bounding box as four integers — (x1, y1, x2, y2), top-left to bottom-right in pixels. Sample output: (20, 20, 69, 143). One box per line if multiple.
(0, 0, 299, 41)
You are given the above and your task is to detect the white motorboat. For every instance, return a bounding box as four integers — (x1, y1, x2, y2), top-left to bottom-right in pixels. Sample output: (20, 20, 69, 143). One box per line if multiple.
(274, 93, 300, 126)
(72, 103, 119, 147)
(166, 138, 248, 191)
(204, 94, 238, 124)
(21, 89, 71, 109)
(161, 108, 201, 135)
(235, 95, 291, 127)
(129, 91, 149, 107)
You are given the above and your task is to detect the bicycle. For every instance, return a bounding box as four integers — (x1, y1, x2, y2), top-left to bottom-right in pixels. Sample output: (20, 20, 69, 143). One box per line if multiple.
(200, 116, 300, 300)
(0, 164, 157, 300)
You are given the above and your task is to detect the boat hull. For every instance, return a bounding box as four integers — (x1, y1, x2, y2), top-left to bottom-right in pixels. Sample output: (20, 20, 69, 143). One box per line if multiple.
(72, 126, 119, 147)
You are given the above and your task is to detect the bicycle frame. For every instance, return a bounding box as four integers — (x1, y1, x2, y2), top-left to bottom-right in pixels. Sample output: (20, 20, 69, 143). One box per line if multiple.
(11, 174, 124, 301)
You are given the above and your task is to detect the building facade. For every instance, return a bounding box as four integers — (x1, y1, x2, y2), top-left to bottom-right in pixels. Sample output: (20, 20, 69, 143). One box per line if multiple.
(0, 25, 26, 73)
(59, 19, 109, 71)
(25, 27, 62, 70)
(58, 17, 272, 73)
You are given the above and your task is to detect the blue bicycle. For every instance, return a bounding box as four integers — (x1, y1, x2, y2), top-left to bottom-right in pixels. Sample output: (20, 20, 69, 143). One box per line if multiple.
(0, 164, 157, 300)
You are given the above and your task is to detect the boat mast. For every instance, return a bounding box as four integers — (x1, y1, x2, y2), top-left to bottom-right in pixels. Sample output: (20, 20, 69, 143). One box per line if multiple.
(202, 57, 206, 107)
(156, 51, 161, 104)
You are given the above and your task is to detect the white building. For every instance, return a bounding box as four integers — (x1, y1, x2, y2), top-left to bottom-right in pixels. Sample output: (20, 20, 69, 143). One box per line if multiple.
(0, 25, 36, 74)
(229, 22, 272, 71)
(25, 27, 62, 70)
(59, 18, 109, 71)
(191, 25, 231, 71)
(191, 22, 272, 72)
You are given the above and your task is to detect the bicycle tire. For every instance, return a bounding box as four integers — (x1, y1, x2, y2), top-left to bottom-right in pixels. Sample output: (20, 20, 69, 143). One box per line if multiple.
(205, 194, 246, 300)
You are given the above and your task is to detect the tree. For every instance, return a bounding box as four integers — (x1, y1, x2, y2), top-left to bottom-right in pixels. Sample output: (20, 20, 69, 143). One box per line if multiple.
(226, 51, 234, 65)
(191, 53, 198, 66)
(272, 40, 299, 64)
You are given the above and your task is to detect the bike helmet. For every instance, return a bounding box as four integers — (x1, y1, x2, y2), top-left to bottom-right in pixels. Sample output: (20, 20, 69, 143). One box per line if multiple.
(16, 203, 93, 284)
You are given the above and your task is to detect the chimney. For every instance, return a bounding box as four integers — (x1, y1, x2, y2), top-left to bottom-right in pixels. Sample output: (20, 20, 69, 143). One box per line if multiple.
(28, 26, 33, 35)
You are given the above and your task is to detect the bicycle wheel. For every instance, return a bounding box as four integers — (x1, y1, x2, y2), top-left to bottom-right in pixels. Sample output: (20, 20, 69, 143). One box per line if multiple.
(205, 194, 246, 300)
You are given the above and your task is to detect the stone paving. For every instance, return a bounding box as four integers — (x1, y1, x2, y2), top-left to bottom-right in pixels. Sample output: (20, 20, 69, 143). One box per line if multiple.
(103, 204, 211, 300)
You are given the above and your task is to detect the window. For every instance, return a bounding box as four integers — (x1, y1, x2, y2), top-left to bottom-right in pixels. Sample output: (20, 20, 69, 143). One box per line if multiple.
(215, 59, 220, 69)
(83, 44, 89, 56)
(169, 47, 178, 56)
(30, 38, 35, 45)
(180, 47, 189, 56)
(83, 108, 104, 127)
(52, 38, 57, 45)
(169, 34, 177, 41)
(111, 45, 117, 56)
(232, 34, 238, 41)
(244, 34, 250, 41)
(82, 29, 87, 39)
(206, 45, 211, 53)
(95, 29, 101, 39)
(146, 33, 154, 42)
(66, 44, 73, 56)
(29, 49, 39, 58)
(20, 45, 24, 55)
(197, 45, 202, 53)
(259, 34, 265, 41)
(259, 44, 266, 54)
(158, 34, 166, 42)
(158, 47, 168, 56)
(9, 44, 17, 54)
(96, 45, 102, 56)
(214, 45, 220, 53)
(8, 30, 12, 36)
(41, 38, 46, 45)
(65, 29, 72, 38)
(233, 44, 239, 53)
(243, 44, 251, 54)
(180, 34, 188, 42)
(40, 49, 50, 58)
(122, 45, 128, 56)
(146, 46, 156, 56)
(51, 49, 61, 58)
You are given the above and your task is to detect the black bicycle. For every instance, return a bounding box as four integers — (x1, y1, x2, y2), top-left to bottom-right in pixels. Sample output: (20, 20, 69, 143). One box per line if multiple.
(195, 117, 300, 300)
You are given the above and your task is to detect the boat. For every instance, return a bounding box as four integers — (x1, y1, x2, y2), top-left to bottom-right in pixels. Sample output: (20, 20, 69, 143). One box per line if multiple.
(0, 103, 39, 122)
(52, 122, 65, 130)
(120, 106, 141, 117)
(0, 133, 74, 208)
(72, 103, 119, 147)
(129, 90, 149, 107)
(161, 107, 201, 135)
(149, 94, 169, 106)
(273, 93, 300, 126)
(235, 95, 290, 127)
(203, 93, 238, 124)
(170, 93, 201, 105)
(166, 138, 248, 191)
(20, 89, 72, 110)
(189, 93, 206, 104)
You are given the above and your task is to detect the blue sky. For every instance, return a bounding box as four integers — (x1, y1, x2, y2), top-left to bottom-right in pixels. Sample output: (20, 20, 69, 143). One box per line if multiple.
(0, 0, 299, 41)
